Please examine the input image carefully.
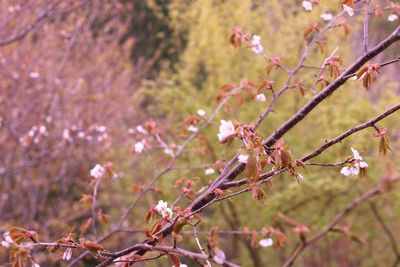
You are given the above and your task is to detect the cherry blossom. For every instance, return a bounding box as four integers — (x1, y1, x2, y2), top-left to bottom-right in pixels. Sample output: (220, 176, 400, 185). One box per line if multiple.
(250, 35, 264, 54)
(136, 125, 148, 135)
(63, 248, 72, 261)
(217, 120, 235, 142)
(63, 129, 73, 142)
(163, 147, 175, 157)
(213, 248, 226, 265)
(1, 232, 13, 248)
(341, 165, 360, 176)
(155, 200, 173, 218)
(302, 1, 312, 11)
(90, 164, 106, 179)
(296, 173, 304, 181)
(238, 154, 249, 164)
(320, 13, 333, 21)
(351, 147, 362, 160)
(29, 72, 40, 78)
(259, 238, 274, 247)
(343, 4, 354, 17)
(256, 93, 266, 102)
(78, 132, 85, 139)
(205, 168, 215, 175)
(388, 14, 398, 22)
(340, 148, 368, 176)
(197, 109, 206, 116)
(187, 125, 198, 133)
(134, 141, 145, 153)
(39, 125, 48, 136)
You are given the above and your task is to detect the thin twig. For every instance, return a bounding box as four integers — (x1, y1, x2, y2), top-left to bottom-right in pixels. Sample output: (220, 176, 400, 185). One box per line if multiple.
(363, 0, 372, 53)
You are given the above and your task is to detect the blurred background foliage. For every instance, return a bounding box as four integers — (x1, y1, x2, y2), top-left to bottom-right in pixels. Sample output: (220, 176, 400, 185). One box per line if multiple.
(0, 0, 399, 266)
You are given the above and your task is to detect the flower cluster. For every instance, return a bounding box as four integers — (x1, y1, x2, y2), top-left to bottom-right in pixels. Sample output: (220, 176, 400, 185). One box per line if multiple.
(1, 232, 13, 248)
(340, 148, 368, 176)
(90, 164, 106, 179)
(19, 124, 49, 146)
(155, 200, 173, 218)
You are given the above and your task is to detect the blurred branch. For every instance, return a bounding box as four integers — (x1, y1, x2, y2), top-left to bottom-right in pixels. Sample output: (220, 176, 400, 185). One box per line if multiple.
(283, 178, 399, 267)
(363, 0, 371, 53)
(369, 203, 400, 267)
(91, 176, 103, 238)
(0, 1, 62, 47)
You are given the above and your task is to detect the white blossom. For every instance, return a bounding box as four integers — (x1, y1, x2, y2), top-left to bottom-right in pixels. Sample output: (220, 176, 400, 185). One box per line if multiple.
(39, 125, 47, 135)
(250, 35, 264, 54)
(213, 249, 226, 265)
(341, 148, 368, 176)
(320, 13, 333, 21)
(63, 248, 72, 261)
(134, 141, 145, 153)
(341, 165, 359, 176)
(63, 129, 73, 142)
(343, 4, 354, 16)
(97, 125, 106, 132)
(358, 161, 368, 168)
(238, 154, 249, 164)
(187, 125, 198, 133)
(163, 148, 174, 157)
(259, 238, 274, 247)
(296, 173, 304, 181)
(217, 120, 235, 142)
(29, 72, 40, 78)
(205, 168, 215, 175)
(90, 164, 106, 179)
(256, 93, 266, 102)
(32, 262, 40, 267)
(136, 125, 148, 135)
(28, 129, 36, 137)
(351, 147, 363, 160)
(388, 14, 398, 22)
(155, 200, 173, 218)
(197, 109, 206, 116)
(1, 232, 13, 248)
(302, 1, 313, 11)
(78, 131, 85, 138)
